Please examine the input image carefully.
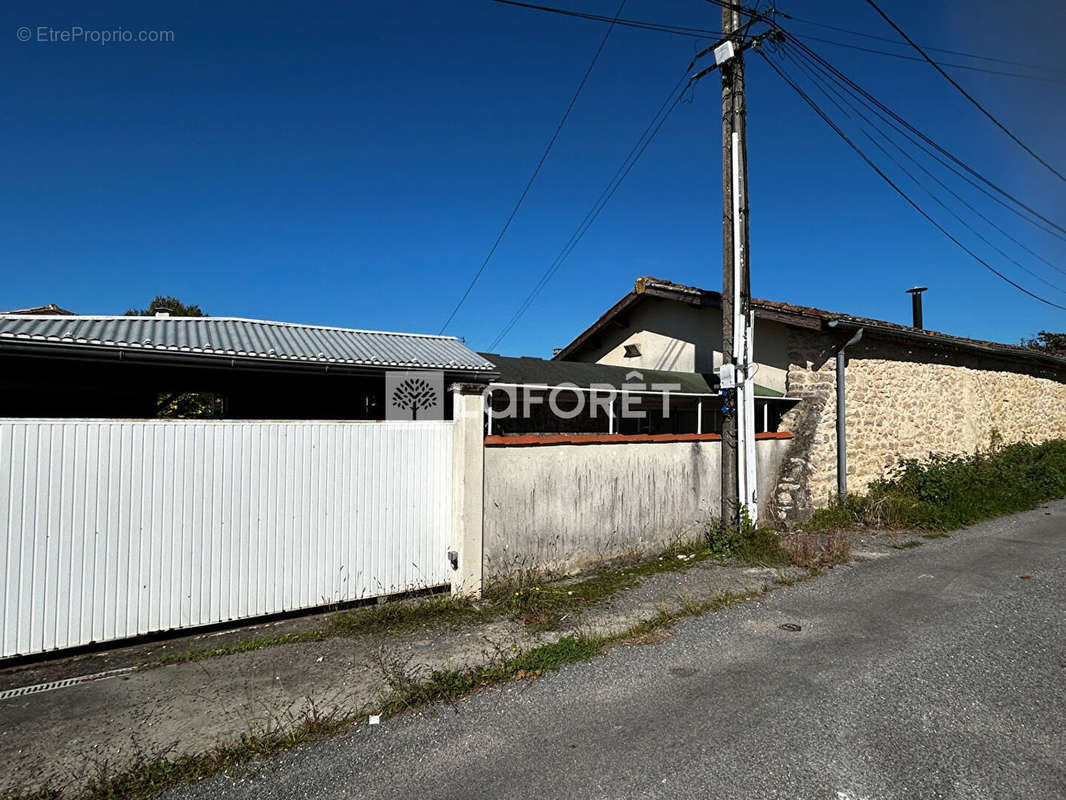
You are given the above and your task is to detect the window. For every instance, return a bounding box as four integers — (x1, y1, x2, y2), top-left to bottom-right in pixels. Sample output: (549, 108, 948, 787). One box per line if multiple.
(623, 343, 641, 358)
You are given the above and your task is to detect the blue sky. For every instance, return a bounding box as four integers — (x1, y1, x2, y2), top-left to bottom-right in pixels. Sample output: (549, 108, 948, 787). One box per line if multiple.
(2, 0, 1064, 356)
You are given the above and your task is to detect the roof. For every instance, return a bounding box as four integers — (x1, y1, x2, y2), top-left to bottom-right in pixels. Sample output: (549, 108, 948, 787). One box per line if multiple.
(554, 276, 1066, 370)
(1, 303, 75, 316)
(0, 315, 497, 375)
(481, 353, 785, 397)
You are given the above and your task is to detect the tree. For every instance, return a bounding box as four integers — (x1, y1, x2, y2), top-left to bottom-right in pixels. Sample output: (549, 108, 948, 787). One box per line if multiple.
(124, 295, 220, 418)
(391, 377, 439, 420)
(124, 295, 206, 317)
(1021, 331, 1066, 354)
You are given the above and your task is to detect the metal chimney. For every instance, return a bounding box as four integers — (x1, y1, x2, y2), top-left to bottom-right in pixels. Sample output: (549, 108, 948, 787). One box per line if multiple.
(906, 286, 927, 329)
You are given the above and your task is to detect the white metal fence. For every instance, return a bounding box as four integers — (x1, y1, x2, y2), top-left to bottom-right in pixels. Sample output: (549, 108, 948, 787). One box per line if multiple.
(0, 419, 453, 658)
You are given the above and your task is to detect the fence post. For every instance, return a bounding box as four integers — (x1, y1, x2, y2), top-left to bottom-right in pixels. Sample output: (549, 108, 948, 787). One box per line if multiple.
(450, 383, 485, 598)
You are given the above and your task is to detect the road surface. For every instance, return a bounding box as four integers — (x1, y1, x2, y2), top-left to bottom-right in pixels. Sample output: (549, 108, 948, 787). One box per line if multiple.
(170, 501, 1066, 800)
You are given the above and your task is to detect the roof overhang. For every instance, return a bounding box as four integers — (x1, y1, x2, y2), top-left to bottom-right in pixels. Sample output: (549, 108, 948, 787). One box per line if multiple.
(826, 319, 1066, 371)
(553, 277, 818, 361)
(0, 315, 499, 382)
(554, 277, 1066, 374)
(0, 338, 498, 381)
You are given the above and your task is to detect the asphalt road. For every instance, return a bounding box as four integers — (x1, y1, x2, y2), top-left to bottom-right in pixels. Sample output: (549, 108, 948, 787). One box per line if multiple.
(171, 502, 1066, 800)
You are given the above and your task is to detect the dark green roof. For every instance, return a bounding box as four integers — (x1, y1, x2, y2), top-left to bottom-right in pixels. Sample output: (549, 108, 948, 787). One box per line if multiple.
(480, 354, 784, 397)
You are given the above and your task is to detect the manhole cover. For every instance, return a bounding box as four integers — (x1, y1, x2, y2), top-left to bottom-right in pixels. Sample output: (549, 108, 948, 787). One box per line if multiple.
(778, 623, 802, 632)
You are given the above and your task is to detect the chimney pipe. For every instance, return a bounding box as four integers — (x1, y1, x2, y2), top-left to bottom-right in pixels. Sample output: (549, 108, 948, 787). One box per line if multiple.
(906, 286, 927, 329)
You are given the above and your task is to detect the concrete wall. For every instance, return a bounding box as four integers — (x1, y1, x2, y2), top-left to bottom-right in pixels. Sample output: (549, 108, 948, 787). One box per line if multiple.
(484, 437, 791, 577)
(773, 329, 1066, 521)
(572, 298, 792, 394)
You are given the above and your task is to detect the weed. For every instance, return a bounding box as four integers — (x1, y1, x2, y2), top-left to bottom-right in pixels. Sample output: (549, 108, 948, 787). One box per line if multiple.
(2, 790, 61, 800)
(18, 702, 357, 800)
(705, 508, 792, 567)
(773, 568, 820, 587)
(808, 438, 1066, 534)
(156, 631, 328, 664)
(782, 530, 851, 569)
(483, 537, 719, 632)
(153, 595, 487, 665)
(324, 595, 485, 637)
(16, 582, 774, 799)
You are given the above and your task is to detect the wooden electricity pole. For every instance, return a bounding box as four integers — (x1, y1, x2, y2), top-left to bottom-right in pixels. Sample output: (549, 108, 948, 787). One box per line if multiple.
(720, 4, 751, 529)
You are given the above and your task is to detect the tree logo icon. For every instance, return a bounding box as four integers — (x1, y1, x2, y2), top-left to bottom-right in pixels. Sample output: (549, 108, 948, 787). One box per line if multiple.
(385, 370, 445, 421)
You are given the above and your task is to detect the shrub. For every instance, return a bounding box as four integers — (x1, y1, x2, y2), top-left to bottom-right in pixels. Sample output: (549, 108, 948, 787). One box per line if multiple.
(706, 508, 791, 566)
(808, 438, 1066, 532)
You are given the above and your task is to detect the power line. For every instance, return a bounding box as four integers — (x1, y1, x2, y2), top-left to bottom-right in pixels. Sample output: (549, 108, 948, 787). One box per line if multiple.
(782, 34, 1066, 243)
(487, 68, 692, 350)
(777, 11, 1066, 75)
(758, 46, 1066, 311)
(779, 43, 1066, 295)
(438, 0, 628, 334)
(781, 41, 1066, 280)
(787, 32, 1066, 85)
(490, 0, 722, 39)
(862, 0, 1066, 183)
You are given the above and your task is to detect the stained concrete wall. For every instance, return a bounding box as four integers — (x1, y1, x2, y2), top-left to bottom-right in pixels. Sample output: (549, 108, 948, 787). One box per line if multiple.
(483, 437, 791, 577)
(773, 328, 1066, 521)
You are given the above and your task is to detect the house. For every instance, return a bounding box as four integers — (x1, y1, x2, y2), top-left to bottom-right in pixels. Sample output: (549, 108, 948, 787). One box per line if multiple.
(0, 311, 496, 658)
(554, 277, 1066, 521)
(1, 303, 76, 316)
(481, 352, 797, 436)
(0, 313, 495, 419)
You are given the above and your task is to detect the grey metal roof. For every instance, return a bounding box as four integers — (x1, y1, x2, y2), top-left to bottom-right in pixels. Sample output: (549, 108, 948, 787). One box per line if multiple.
(481, 354, 788, 397)
(0, 315, 496, 373)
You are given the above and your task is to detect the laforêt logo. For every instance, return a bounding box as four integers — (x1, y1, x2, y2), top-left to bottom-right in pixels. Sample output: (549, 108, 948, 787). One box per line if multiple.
(386, 371, 444, 420)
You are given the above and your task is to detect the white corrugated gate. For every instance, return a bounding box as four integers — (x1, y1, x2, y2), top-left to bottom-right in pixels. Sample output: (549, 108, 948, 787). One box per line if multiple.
(0, 419, 453, 659)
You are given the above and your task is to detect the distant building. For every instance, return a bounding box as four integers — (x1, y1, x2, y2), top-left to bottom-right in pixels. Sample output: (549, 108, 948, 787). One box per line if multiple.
(1, 303, 75, 315)
(554, 276, 1066, 521)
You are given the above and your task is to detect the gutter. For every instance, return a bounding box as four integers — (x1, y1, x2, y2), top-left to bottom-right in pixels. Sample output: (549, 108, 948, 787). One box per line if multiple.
(825, 318, 1066, 371)
(827, 321, 864, 498)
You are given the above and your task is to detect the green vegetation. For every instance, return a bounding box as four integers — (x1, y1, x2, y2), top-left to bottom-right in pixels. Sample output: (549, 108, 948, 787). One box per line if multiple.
(705, 509, 791, 566)
(28, 589, 761, 800)
(808, 438, 1066, 533)
(1, 704, 355, 800)
(376, 588, 760, 718)
(323, 594, 487, 636)
(155, 631, 328, 664)
(160, 525, 818, 665)
(486, 541, 710, 631)
(154, 594, 488, 665)
(1021, 330, 1066, 353)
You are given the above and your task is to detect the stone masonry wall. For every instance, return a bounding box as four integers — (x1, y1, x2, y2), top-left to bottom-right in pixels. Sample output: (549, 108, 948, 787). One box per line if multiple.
(772, 328, 1066, 522)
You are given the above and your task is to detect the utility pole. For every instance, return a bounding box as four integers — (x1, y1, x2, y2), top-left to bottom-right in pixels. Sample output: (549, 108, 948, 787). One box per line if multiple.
(692, 20, 773, 528)
(719, 4, 751, 529)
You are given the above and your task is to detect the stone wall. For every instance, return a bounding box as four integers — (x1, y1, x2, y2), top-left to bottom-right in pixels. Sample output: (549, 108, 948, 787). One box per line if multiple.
(773, 329, 1066, 521)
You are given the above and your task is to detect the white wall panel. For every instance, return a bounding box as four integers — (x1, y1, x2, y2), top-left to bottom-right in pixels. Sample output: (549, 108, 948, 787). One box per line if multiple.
(0, 419, 453, 658)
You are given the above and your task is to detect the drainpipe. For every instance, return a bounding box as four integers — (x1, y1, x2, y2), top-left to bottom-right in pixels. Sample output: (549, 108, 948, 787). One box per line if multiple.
(827, 321, 864, 498)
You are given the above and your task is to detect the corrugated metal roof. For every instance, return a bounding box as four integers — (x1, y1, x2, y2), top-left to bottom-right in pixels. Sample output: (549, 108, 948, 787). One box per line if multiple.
(0, 315, 496, 372)
(481, 353, 786, 397)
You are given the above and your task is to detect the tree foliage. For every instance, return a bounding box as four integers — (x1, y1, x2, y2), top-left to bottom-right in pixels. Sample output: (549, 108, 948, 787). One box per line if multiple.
(125, 295, 206, 317)
(1021, 330, 1066, 353)
(124, 295, 219, 418)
